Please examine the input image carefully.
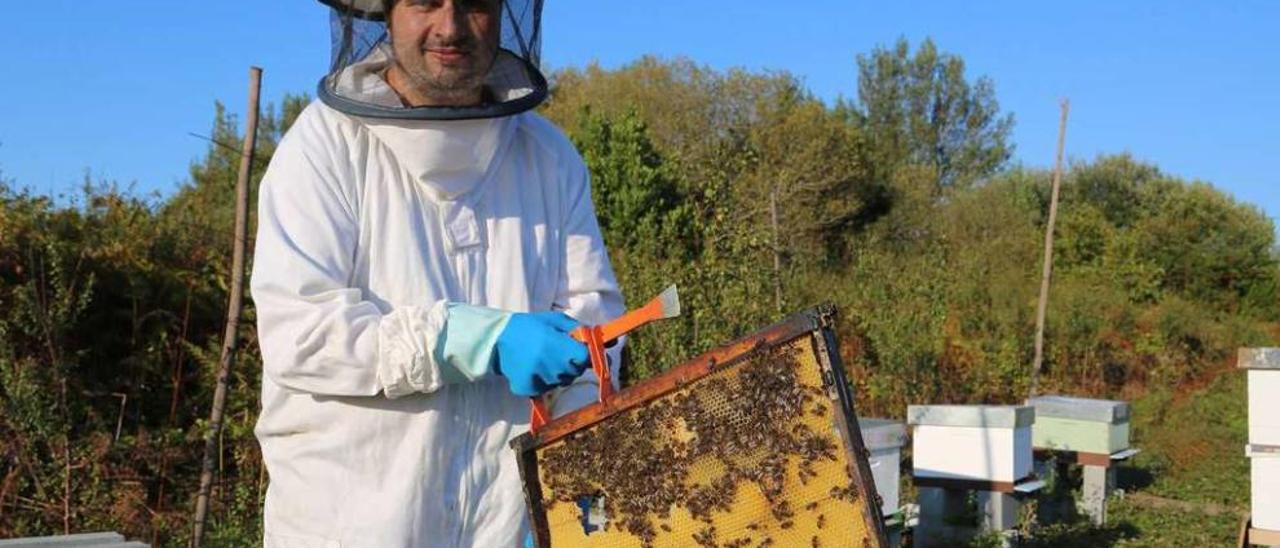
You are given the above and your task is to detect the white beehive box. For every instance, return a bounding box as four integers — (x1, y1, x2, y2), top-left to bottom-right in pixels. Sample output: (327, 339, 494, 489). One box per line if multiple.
(1241, 348, 1280, 530)
(1028, 395, 1130, 455)
(1249, 449, 1280, 531)
(1241, 348, 1280, 446)
(860, 418, 907, 517)
(907, 405, 1035, 483)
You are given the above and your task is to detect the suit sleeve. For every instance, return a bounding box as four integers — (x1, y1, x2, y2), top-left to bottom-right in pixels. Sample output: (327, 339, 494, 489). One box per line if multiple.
(250, 120, 455, 398)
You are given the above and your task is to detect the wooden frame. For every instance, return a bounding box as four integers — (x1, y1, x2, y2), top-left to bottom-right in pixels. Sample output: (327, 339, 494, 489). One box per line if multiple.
(1243, 521, 1280, 547)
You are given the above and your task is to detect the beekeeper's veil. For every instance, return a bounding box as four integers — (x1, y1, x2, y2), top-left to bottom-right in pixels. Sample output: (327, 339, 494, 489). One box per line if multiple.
(317, 0, 546, 120)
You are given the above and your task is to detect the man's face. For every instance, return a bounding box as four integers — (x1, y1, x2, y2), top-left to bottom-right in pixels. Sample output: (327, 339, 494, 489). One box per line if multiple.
(387, 0, 501, 106)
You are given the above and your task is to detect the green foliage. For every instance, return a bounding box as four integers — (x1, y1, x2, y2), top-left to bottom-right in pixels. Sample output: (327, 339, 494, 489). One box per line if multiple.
(568, 108, 700, 380)
(545, 56, 886, 379)
(571, 108, 692, 255)
(1135, 180, 1277, 314)
(0, 94, 306, 544)
(544, 51, 1276, 418)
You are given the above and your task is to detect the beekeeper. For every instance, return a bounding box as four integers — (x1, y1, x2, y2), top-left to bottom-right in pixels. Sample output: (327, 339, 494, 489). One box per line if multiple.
(250, 0, 624, 546)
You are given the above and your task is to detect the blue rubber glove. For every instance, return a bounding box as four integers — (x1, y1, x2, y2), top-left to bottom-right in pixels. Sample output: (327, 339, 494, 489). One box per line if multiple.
(434, 305, 590, 397)
(493, 312, 590, 397)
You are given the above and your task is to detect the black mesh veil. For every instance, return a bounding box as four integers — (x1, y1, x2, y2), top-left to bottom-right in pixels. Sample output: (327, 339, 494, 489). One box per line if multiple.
(317, 0, 547, 120)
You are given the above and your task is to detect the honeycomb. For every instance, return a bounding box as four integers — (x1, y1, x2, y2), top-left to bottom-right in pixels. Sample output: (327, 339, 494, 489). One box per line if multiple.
(521, 322, 884, 548)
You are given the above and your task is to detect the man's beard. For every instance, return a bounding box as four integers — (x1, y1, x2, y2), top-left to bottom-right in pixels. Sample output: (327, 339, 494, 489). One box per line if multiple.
(394, 41, 494, 105)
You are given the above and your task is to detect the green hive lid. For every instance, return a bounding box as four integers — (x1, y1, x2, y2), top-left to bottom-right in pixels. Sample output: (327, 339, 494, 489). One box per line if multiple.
(906, 405, 1034, 429)
(1238, 348, 1280, 370)
(859, 418, 907, 450)
(1028, 395, 1130, 423)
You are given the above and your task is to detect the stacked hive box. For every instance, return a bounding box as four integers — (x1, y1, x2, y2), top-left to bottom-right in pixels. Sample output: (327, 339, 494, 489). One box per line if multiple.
(907, 405, 1035, 484)
(860, 418, 907, 518)
(1242, 348, 1280, 533)
(1028, 395, 1130, 456)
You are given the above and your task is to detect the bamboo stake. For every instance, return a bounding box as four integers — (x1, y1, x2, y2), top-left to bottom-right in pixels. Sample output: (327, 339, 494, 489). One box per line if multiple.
(112, 393, 127, 443)
(191, 66, 261, 547)
(769, 186, 783, 315)
(1029, 99, 1070, 397)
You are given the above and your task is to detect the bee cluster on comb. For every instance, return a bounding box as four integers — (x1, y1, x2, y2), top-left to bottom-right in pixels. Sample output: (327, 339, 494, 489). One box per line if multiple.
(537, 343, 870, 542)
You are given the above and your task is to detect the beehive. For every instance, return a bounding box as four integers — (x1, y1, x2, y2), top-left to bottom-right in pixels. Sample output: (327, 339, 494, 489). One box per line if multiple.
(1240, 348, 1280, 531)
(1028, 395, 1130, 455)
(907, 405, 1035, 484)
(511, 306, 887, 547)
(858, 419, 906, 518)
(1242, 348, 1280, 446)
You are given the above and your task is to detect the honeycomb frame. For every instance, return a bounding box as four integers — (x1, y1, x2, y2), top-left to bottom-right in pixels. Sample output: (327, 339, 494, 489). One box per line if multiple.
(510, 305, 888, 547)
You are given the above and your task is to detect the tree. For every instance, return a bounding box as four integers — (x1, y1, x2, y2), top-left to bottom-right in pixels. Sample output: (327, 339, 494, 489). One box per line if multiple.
(855, 38, 1014, 191)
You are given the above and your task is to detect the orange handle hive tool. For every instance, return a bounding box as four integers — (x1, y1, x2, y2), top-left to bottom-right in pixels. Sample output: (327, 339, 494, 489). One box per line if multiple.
(529, 285, 680, 432)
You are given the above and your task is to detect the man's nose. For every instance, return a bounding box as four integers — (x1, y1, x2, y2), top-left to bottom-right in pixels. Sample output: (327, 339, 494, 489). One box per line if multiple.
(432, 2, 471, 42)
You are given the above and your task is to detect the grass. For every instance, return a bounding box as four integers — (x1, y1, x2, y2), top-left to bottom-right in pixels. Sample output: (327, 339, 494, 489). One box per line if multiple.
(1105, 369, 1250, 546)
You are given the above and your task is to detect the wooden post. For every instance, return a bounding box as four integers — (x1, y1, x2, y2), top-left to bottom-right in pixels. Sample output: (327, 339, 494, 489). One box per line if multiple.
(112, 393, 127, 443)
(769, 186, 783, 315)
(191, 66, 261, 547)
(1029, 100, 1070, 398)
(62, 377, 70, 535)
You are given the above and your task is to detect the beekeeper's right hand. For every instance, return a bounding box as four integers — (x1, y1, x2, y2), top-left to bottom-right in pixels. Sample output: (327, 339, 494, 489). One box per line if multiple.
(437, 305, 590, 397)
(493, 311, 591, 397)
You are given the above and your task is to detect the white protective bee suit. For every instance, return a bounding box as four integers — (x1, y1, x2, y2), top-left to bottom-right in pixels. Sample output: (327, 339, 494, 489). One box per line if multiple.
(250, 37, 624, 547)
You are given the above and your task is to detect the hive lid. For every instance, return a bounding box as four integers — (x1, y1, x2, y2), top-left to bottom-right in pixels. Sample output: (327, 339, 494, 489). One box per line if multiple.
(1238, 348, 1280, 370)
(1028, 395, 1130, 423)
(906, 405, 1034, 428)
(859, 418, 907, 450)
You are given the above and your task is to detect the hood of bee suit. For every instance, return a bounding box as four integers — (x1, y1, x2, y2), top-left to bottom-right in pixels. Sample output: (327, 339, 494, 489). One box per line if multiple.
(317, 0, 547, 122)
(340, 44, 518, 200)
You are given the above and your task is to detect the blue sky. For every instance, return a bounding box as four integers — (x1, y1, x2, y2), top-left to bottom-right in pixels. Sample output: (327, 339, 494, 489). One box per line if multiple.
(0, 1, 1275, 226)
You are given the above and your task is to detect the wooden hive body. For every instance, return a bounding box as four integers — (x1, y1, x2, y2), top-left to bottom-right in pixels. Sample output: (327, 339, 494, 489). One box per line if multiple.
(511, 306, 887, 547)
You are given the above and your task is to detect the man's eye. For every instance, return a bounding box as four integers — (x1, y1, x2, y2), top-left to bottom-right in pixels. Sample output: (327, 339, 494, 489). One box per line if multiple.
(402, 0, 497, 11)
